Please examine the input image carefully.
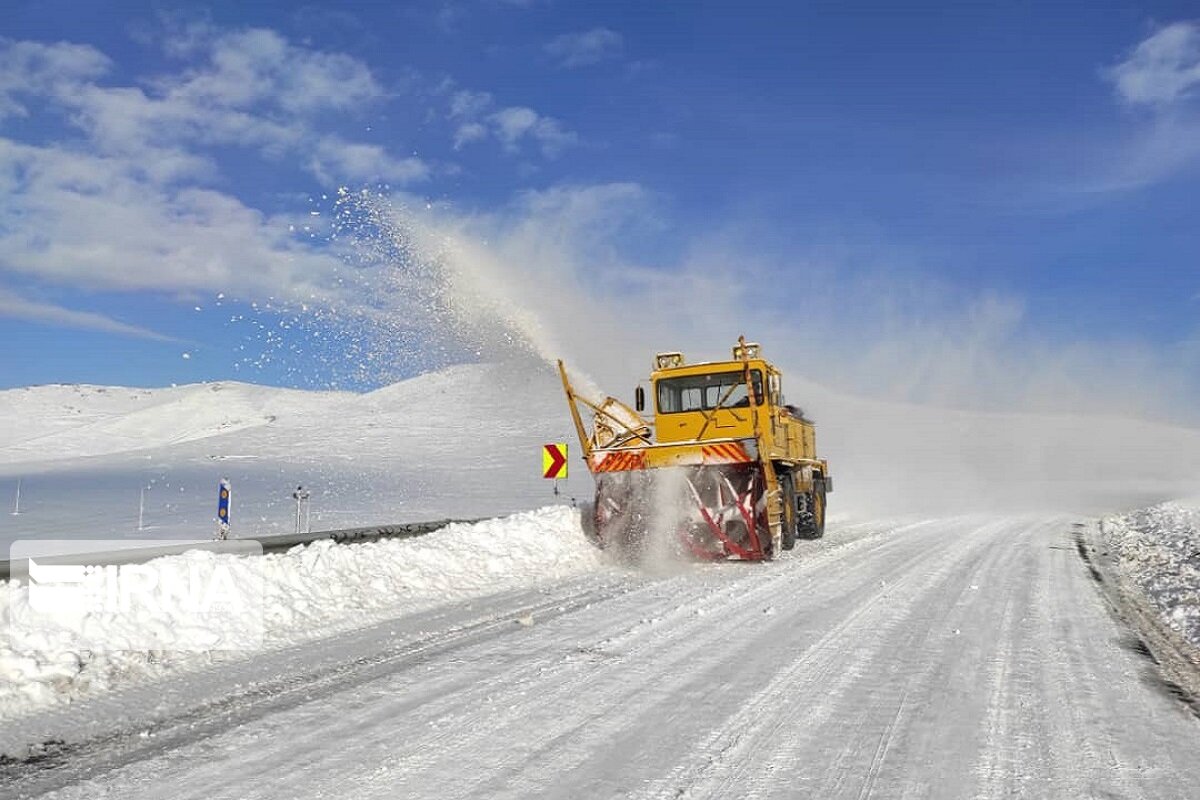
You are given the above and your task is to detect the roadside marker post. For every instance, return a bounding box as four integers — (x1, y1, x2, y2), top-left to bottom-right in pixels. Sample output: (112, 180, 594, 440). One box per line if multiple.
(216, 478, 231, 540)
(292, 485, 311, 534)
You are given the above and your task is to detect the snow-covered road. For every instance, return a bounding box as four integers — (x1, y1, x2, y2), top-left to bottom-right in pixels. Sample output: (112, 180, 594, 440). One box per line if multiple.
(6, 514, 1200, 799)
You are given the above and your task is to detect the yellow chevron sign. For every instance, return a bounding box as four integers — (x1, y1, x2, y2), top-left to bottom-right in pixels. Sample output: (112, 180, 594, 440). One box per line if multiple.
(542, 443, 568, 479)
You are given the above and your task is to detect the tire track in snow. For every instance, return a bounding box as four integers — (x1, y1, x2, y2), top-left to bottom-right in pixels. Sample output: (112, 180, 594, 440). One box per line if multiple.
(28, 517, 912, 799)
(318, 518, 922, 798)
(15, 515, 1200, 799)
(640, 517, 1010, 800)
(0, 578, 629, 797)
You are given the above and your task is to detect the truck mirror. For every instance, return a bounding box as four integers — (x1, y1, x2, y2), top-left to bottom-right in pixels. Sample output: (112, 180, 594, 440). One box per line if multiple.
(635, 386, 645, 412)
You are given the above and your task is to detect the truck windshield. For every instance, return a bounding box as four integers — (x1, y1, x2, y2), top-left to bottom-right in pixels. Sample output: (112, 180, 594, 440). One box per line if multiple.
(656, 370, 763, 413)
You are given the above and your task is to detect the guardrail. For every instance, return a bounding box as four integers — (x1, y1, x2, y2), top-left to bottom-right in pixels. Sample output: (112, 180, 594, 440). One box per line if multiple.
(0, 518, 485, 582)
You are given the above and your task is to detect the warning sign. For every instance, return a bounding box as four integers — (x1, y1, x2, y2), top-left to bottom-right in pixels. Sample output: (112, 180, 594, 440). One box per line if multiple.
(542, 443, 568, 479)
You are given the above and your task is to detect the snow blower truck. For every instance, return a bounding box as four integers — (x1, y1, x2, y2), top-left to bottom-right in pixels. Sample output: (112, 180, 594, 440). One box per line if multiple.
(558, 337, 831, 561)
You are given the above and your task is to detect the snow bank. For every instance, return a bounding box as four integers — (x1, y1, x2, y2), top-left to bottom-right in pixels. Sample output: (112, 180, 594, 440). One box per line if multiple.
(0, 506, 602, 721)
(1100, 501, 1200, 651)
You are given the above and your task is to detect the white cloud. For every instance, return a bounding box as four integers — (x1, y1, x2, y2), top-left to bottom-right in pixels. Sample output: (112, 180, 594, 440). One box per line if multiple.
(1109, 22, 1200, 107)
(0, 28, 434, 328)
(441, 83, 578, 157)
(1, 30, 384, 161)
(489, 106, 577, 157)
(448, 89, 492, 119)
(0, 288, 174, 340)
(0, 139, 341, 300)
(453, 122, 488, 149)
(490, 106, 538, 144)
(544, 28, 623, 68)
(158, 28, 384, 117)
(66, 29, 384, 160)
(308, 136, 430, 185)
(1067, 21, 1200, 194)
(0, 38, 111, 120)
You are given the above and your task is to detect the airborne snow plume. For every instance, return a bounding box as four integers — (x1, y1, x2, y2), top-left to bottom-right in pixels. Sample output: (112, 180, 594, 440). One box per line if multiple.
(311, 189, 1200, 517)
(320, 189, 555, 381)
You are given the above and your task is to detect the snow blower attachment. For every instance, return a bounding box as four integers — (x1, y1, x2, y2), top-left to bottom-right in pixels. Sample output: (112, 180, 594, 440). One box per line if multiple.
(559, 337, 832, 561)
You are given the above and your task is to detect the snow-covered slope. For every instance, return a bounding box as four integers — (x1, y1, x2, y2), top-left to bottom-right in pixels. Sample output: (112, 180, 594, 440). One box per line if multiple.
(0, 362, 594, 547)
(0, 382, 344, 464)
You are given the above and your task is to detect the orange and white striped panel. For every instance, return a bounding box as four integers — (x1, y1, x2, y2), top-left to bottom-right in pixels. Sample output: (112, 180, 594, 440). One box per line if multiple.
(590, 450, 647, 472)
(701, 443, 752, 464)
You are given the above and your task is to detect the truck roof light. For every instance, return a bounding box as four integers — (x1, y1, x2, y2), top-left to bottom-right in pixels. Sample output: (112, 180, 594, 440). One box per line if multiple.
(732, 342, 761, 360)
(655, 352, 684, 369)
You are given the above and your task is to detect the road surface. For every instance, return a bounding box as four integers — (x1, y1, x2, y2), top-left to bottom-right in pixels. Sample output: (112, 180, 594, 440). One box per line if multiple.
(5, 515, 1200, 798)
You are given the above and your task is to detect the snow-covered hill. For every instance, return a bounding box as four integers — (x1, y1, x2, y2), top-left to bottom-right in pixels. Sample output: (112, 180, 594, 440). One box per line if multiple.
(3, 358, 1200, 548)
(0, 382, 344, 464)
(0, 362, 593, 547)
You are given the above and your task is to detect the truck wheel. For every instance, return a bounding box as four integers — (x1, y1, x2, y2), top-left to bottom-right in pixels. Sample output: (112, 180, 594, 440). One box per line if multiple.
(779, 472, 797, 551)
(579, 501, 600, 548)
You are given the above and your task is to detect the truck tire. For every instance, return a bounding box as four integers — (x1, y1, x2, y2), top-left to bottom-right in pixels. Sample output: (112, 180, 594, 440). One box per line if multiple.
(579, 501, 600, 548)
(779, 472, 797, 551)
(797, 478, 826, 540)
(811, 480, 827, 539)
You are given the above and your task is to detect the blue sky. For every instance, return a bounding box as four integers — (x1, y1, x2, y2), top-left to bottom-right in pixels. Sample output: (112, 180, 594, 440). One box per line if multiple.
(0, 2, 1197, 417)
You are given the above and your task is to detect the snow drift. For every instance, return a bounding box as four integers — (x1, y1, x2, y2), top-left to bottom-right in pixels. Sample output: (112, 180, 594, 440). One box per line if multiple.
(1101, 500, 1200, 651)
(0, 506, 603, 722)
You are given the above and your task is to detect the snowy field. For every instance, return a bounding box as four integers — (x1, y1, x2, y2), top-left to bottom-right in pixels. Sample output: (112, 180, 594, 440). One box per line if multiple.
(1101, 500, 1200, 652)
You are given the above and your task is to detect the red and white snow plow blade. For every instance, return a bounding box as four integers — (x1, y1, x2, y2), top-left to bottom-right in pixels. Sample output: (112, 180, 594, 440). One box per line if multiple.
(589, 463, 773, 562)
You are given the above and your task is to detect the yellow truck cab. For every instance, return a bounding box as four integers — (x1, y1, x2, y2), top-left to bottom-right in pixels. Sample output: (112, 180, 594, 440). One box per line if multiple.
(648, 347, 819, 465)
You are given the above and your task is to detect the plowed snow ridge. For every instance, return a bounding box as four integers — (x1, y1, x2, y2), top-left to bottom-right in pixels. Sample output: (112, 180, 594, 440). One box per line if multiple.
(0, 506, 603, 722)
(1102, 500, 1200, 650)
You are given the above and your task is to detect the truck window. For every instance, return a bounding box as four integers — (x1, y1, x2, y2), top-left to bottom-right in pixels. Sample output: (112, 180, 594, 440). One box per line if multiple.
(656, 370, 763, 413)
